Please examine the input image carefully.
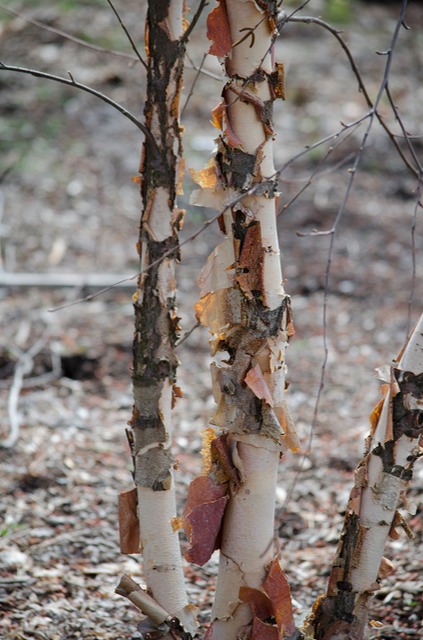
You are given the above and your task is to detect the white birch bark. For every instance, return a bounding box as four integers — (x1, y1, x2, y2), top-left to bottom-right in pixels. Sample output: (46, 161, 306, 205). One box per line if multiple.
(305, 313, 423, 640)
(189, 1, 298, 637)
(212, 439, 281, 637)
(125, 1, 195, 633)
(350, 313, 423, 593)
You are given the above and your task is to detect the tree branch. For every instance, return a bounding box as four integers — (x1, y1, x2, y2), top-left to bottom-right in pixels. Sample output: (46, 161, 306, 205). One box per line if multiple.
(285, 14, 420, 177)
(105, 0, 147, 70)
(48, 115, 371, 311)
(182, 0, 209, 43)
(0, 4, 140, 64)
(0, 62, 159, 153)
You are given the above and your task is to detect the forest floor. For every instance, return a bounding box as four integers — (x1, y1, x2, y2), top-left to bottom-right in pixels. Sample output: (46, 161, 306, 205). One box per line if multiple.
(0, 1, 422, 639)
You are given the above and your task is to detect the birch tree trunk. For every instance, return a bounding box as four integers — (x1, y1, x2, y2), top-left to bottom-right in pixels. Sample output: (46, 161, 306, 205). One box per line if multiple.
(185, 2, 298, 638)
(304, 313, 423, 640)
(121, 0, 195, 633)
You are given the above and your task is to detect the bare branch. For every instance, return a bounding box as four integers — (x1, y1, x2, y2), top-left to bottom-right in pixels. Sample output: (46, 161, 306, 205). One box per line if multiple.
(1, 334, 49, 449)
(315, 0, 411, 466)
(175, 322, 201, 348)
(0, 62, 160, 152)
(0, 271, 136, 290)
(279, 0, 414, 520)
(105, 0, 147, 69)
(286, 13, 420, 177)
(48, 116, 370, 310)
(182, 52, 208, 117)
(385, 84, 423, 174)
(0, 4, 139, 63)
(279, 130, 358, 217)
(48, 273, 138, 311)
(275, 114, 369, 176)
(182, 0, 209, 43)
(186, 58, 223, 81)
(407, 181, 422, 333)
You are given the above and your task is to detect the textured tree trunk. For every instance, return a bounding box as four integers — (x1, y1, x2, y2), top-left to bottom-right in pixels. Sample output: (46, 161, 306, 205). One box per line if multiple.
(186, 1, 298, 638)
(304, 313, 423, 640)
(122, 0, 195, 634)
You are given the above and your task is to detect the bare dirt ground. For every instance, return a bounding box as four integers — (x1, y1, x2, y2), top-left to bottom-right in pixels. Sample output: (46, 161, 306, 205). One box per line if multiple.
(0, 1, 422, 638)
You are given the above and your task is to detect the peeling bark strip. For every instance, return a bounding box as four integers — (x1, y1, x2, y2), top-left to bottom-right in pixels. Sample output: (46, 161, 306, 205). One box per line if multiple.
(186, 1, 297, 638)
(123, 0, 195, 632)
(115, 575, 197, 639)
(305, 314, 423, 640)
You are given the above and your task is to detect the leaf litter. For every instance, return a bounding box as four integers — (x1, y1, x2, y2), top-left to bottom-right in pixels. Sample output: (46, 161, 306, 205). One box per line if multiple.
(1, 1, 422, 638)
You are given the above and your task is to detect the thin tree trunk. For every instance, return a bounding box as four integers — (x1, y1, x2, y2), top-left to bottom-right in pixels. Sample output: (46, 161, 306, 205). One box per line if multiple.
(187, 2, 298, 638)
(123, 0, 195, 633)
(304, 313, 423, 640)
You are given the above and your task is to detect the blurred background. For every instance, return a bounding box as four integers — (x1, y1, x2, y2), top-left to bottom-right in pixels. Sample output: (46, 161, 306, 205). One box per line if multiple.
(0, 1, 422, 638)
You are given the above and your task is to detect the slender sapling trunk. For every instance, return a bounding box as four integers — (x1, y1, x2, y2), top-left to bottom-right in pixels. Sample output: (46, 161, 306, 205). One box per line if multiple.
(185, 1, 298, 638)
(119, 1, 196, 635)
(304, 313, 423, 640)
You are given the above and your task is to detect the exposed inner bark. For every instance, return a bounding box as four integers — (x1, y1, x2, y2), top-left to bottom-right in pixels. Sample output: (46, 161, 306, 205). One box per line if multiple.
(305, 316, 423, 640)
(123, 0, 194, 632)
(186, 1, 298, 638)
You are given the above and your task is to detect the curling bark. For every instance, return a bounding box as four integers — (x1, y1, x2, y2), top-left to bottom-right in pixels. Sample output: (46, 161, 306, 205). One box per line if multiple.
(304, 313, 423, 640)
(120, 0, 195, 635)
(185, 1, 298, 638)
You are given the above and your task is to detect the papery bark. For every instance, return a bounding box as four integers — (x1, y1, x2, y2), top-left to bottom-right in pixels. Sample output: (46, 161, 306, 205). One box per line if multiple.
(304, 314, 423, 640)
(187, 1, 298, 638)
(122, 0, 195, 634)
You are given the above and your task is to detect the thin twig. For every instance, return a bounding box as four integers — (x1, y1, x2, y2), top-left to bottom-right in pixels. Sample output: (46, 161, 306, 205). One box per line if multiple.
(384, 84, 423, 174)
(0, 62, 140, 127)
(48, 272, 138, 311)
(1, 334, 49, 448)
(275, 113, 370, 176)
(0, 62, 160, 154)
(105, 0, 147, 70)
(186, 52, 223, 81)
(182, 0, 209, 43)
(285, 14, 419, 178)
(48, 115, 371, 311)
(278, 120, 362, 220)
(0, 5, 140, 64)
(0, 271, 136, 289)
(407, 181, 422, 333)
(279, 135, 358, 216)
(278, 0, 412, 520)
(182, 52, 208, 117)
(317, 0, 411, 438)
(0, 350, 62, 390)
(175, 322, 201, 348)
